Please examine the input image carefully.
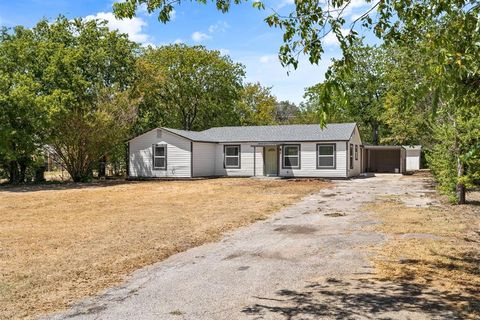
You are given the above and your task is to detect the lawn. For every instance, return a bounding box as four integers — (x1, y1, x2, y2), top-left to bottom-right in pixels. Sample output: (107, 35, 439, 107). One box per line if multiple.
(364, 191, 480, 318)
(0, 178, 329, 319)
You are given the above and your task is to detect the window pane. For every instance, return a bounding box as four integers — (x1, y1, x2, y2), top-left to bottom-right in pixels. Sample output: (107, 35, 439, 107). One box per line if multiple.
(284, 146, 299, 156)
(226, 146, 239, 156)
(155, 146, 165, 156)
(154, 157, 165, 168)
(318, 145, 334, 156)
(319, 157, 334, 167)
(225, 157, 239, 166)
(284, 157, 298, 167)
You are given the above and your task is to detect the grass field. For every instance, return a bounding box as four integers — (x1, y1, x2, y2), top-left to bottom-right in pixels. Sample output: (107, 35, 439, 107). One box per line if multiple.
(0, 178, 329, 319)
(365, 192, 480, 318)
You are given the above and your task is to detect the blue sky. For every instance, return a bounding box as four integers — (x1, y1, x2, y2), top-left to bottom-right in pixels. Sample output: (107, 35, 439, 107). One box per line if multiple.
(0, 0, 377, 104)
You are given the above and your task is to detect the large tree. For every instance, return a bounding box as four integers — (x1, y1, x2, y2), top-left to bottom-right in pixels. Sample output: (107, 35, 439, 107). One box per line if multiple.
(0, 26, 48, 183)
(236, 82, 277, 126)
(0, 17, 139, 183)
(274, 100, 299, 123)
(134, 44, 245, 133)
(303, 43, 389, 144)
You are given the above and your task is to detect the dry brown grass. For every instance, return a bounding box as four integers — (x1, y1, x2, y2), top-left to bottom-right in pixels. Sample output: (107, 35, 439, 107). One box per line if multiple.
(0, 178, 329, 319)
(364, 195, 480, 318)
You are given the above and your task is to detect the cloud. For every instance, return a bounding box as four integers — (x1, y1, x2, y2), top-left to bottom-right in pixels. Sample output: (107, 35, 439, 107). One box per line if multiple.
(191, 31, 211, 42)
(340, 0, 372, 21)
(170, 9, 177, 20)
(208, 21, 229, 33)
(259, 55, 277, 63)
(231, 50, 339, 104)
(276, 0, 295, 9)
(173, 38, 184, 44)
(323, 28, 351, 46)
(85, 11, 150, 44)
(218, 48, 230, 55)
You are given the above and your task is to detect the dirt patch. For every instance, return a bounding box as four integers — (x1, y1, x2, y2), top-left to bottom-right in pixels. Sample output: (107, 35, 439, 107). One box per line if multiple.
(0, 178, 330, 320)
(324, 212, 346, 217)
(364, 198, 480, 319)
(273, 225, 317, 234)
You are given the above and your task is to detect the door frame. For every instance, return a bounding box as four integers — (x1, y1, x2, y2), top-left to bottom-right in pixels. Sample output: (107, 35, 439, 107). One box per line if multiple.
(263, 146, 278, 176)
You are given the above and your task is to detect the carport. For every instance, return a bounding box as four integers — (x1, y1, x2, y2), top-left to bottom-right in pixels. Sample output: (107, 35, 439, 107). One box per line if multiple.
(362, 145, 406, 173)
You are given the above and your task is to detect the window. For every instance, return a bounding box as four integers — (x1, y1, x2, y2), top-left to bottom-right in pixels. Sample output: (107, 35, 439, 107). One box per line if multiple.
(317, 144, 336, 169)
(153, 144, 167, 170)
(282, 144, 300, 169)
(224, 145, 240, 168)
(355, 145, 358, 160)
(350, 143, 354, 169)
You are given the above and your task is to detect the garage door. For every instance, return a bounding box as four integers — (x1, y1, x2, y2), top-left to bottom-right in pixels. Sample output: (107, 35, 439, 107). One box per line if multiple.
(368, 149, 400, 173)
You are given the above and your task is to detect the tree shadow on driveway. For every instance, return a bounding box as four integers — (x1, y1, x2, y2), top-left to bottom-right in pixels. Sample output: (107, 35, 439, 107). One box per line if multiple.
(242, 277, 479, 319)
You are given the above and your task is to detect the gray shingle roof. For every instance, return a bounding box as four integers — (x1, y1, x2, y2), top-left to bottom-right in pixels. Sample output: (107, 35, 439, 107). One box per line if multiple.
(163, 123, 357, 143)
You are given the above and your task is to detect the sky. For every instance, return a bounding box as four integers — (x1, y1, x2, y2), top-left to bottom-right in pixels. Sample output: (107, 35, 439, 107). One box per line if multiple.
(0, 0, 377, 104)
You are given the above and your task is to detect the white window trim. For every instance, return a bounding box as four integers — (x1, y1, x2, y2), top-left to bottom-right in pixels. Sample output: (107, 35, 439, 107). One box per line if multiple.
(224, 145, 241, 169)
(153, 144, 167, 170)
(317, 144, 336, 169)
(282, 144, 301, 169)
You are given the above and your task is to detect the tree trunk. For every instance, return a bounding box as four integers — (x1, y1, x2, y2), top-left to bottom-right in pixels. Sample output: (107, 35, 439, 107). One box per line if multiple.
(8, 161, 20, 184)
(453, 120, 466, 204)
(456, 155, 466, 204)
(98, 155, 106, 178)
(372, 123, 379, 145)
(19, 161, 27, 183)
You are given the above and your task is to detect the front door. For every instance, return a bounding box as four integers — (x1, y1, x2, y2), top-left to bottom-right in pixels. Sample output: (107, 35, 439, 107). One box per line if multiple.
(264, 147, 277, 176)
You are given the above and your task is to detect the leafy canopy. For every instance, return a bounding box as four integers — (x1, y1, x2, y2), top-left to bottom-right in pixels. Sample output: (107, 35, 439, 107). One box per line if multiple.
(134, 44, 245, 132)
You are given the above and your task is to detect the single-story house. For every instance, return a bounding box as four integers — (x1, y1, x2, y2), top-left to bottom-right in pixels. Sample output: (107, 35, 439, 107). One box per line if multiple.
(127, 123, 421, 179)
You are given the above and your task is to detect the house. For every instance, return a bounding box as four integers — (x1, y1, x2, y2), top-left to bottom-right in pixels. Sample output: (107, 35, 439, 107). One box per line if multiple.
(127, 123, 421, 179)
(128, 123, 362, 179)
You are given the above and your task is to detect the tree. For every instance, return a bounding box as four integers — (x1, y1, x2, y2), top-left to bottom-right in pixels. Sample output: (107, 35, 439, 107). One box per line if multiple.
(304, 43, 389, 144)
(113, 1, 477, 67)
(134, 44, 245, 133)
(18, 17, 139, 182)
(236, 82, 277, 126)
(274, 100, 299, 123)
(0, 26, 50, 183)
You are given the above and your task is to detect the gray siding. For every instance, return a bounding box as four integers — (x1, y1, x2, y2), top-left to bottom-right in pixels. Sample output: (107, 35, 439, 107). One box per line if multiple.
(279, 141, 347, 178)
(129, 129, 192, 178)
(214, 143, 256, 176)
(192, 142, 216, 177)
(347, 125, 362, 177)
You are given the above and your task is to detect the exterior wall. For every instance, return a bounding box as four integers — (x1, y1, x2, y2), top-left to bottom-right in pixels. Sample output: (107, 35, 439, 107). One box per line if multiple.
(279, 141, 348, 178)
(406, 149, 421, 171)
(129, 129, 192, 178)
(192, 142, 216, 177)
(254, 146, 264, 176)
(214, 143, 258, 176)
(347, 126, 362, 177)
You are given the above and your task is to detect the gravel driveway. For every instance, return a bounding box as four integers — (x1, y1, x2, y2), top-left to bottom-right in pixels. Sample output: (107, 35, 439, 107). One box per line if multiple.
(48, 174, 452, 320)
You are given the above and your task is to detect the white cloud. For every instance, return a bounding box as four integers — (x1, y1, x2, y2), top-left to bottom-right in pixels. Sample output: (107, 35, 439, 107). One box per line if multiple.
(276, 0, 295, 10)
(231, 50, 340, 104)
(218, 48, 230, 55)
(173, 38, 184, 44)
(259, 54, 277, 63)
(208, 21, 229, 33)
(170, 9, 177, 20)
(191, 31, 211, 42)
(340, 0, 372, 21)
(323, 28, 351, 47)
(85, 12, 150, 44)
